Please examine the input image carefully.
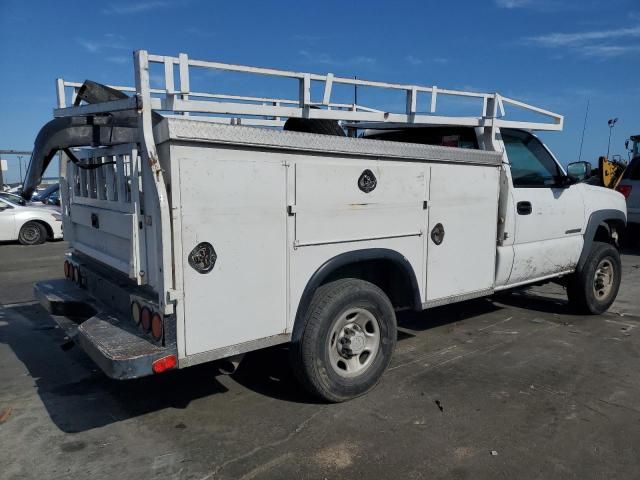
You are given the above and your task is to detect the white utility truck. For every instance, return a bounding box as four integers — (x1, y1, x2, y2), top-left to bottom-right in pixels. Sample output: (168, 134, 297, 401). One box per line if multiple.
(24, 51, 626, 402)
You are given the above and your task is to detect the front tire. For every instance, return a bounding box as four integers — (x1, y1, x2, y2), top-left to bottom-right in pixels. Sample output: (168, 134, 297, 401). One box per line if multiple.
(291, 278, 397, 402)
(567, 241, 621, 314)
(18, 221, 46, 245)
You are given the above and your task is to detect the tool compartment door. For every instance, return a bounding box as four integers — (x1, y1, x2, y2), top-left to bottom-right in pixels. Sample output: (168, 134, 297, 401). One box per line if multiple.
(294, 160, 427, 245)
(426, 164, 499, 302)
(179, 150, 287, 355)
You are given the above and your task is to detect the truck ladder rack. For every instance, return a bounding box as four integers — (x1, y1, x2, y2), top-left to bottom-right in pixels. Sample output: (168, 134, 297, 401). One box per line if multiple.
(54, 50, 563, 132)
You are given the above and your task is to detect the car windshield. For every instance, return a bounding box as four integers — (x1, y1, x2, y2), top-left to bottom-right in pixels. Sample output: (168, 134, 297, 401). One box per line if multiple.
(0, 193, 27, 206)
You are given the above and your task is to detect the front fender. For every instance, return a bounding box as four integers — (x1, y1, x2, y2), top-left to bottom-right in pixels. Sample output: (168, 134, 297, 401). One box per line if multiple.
(577, 209, 627, 272)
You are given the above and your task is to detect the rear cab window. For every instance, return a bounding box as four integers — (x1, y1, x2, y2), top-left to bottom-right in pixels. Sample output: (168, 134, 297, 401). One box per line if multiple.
(363, 127, 479, 149)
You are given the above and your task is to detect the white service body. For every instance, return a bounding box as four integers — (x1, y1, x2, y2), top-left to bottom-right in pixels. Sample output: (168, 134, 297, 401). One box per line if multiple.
(32, 50, 626, 381)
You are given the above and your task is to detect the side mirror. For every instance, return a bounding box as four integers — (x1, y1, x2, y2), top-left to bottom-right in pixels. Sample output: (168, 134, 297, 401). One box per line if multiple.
(625, 140, 630, 150)
(567, 161, 592, 183)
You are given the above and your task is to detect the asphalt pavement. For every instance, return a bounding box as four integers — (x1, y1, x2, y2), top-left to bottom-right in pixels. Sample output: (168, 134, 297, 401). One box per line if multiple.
(0, 239, 639, 479)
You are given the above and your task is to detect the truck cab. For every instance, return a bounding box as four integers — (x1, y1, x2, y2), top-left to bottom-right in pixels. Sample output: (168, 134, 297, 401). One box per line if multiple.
(363, 124, 626, 289)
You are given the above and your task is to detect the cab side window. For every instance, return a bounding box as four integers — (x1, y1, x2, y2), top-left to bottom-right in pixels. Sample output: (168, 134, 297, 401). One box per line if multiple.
(502, 129, 562, 187)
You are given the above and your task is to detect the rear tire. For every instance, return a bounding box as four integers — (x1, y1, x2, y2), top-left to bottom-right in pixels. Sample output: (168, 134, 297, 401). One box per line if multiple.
(18, 221, 46, 245)
(291, 278, 397, 402)
(567, 241, 621, 314)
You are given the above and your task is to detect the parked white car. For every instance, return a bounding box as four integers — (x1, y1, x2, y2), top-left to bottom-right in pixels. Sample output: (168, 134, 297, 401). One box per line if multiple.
(0, 194, 63, 245)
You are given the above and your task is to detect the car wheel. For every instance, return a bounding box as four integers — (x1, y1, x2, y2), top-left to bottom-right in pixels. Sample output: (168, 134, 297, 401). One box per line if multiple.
(567, 241, 621, 314)
(18, 221, 46, 245)
(290, 278, 397, 402)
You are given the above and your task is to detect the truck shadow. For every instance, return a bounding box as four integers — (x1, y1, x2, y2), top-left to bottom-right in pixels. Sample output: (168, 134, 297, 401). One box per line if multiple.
(231, 298, 503, 403)
(0, 302, 231, 433)
(491, 290, 573, 316)
(0, 293, 569, 433)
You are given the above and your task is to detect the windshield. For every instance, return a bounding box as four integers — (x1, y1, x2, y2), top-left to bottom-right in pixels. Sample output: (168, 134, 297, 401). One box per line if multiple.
(0, 192, 27, 206)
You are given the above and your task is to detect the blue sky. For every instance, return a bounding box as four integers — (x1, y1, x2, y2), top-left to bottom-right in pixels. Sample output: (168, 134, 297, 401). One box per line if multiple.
(1, 0, 639, 183)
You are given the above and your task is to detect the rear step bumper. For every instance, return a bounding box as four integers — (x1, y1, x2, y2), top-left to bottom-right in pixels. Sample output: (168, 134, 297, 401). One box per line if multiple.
(35, 279, 177, 379)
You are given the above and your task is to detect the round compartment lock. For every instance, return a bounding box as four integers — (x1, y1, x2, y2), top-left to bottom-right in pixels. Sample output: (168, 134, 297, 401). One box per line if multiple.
(431, 223, 445, 245)
(358, 169, 377, 193)
(188, 242, 217, 274)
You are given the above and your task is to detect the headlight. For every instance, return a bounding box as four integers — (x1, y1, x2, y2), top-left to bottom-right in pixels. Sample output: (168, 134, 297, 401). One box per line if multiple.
(52, 212, 62, 221)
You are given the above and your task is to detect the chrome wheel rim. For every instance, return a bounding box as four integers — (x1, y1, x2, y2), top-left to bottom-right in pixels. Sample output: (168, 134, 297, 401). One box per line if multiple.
(593, 258, 614, 300)
(328, 307, 380, 378)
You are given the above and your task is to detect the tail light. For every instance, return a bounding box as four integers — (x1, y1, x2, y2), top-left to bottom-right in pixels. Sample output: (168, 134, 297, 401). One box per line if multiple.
(152, 354, 177, 374)
(151, 313, 163, 341)
(131, 301, 141, 326)
(617, 184, 632, 199)
(63, 261, 71, 279)
(140, 307, 152, 332)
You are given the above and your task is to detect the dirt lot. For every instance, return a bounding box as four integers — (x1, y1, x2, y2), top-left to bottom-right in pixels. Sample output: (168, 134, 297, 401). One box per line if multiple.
(1, 240, 639, 480)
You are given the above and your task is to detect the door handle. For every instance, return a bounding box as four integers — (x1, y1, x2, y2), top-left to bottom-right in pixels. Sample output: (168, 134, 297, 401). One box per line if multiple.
(517, 201, 532, 215)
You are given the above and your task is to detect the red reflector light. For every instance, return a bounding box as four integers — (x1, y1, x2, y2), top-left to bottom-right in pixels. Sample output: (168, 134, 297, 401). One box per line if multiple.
(151, 313, 163, 341)
(140, 307, 152, 332)
(64, 261, 71, 279)
(616, 184, 632, 199)
(152, 355, 177, 374)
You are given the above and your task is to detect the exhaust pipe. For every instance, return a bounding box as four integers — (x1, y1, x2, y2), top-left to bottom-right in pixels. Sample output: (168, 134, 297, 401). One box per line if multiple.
(21, 80, 140, 200)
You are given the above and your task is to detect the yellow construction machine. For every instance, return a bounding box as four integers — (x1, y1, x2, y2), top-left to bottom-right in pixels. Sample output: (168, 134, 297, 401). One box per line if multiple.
(596, 154, 627, 189)
(588, 135, 638, 189)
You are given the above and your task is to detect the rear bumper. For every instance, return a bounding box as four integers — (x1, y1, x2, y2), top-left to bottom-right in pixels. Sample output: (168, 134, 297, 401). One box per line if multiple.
(628, 208, 640, 225)
(35, 279, 177, 379)
(51, 221, 63, 239)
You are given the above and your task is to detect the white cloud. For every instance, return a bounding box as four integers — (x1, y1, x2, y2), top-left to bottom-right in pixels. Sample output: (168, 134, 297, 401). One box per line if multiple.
(580, 44, 640, 58)
(405, 55, 449, 66)
(102, 1, 171, 14)
(76, 34, 128, 53)
(298, 50, 375, 67)
(495, 0, 532, 8)
(527, 27, 640, 47)
(496, 0, 597, 12)
(405, 55, 423, 66)
(525, 26, 640, 59)
(186, 27, 215, 38)
(106, 56, 129, 64)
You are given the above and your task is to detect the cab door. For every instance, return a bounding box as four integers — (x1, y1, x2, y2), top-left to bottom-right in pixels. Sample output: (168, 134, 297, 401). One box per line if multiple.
(501, 129, 585, 285)
(0, 200, 16, 241)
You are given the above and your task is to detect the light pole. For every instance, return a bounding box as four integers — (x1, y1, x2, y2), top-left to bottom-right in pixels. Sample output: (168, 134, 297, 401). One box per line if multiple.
(17, 155, 24, 184)
(607, 117, 618, 158)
